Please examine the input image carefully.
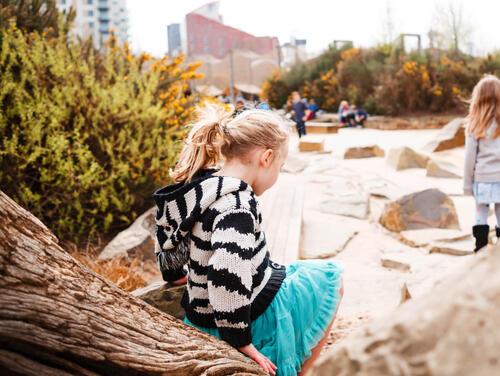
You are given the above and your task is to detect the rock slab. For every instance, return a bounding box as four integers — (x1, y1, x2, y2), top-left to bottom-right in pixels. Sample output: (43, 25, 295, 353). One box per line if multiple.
(344, 145, 385, 159)
(387, 147, 429, 170)
(132, 281, 186, 319)
(99, 207, 156, 261)
(426, 159, 462, 179)
(310, 247, 500, 376)
(423, 117, 465, 152)
(379, 188, 460, 232)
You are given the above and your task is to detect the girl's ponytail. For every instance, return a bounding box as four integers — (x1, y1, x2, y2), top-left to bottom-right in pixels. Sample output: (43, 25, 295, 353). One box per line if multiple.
(171, 103, 232, 183)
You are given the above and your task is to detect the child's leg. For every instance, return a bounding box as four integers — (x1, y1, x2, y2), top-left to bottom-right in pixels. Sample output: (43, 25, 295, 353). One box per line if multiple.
(298, 280, 344, 376)
(475, 203, 490, 225)
(495, 203, 500, 228)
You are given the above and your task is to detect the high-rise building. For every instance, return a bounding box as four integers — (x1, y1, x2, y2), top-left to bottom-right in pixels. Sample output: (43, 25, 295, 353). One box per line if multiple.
(281, 38, 308, 68)
(57, 0, 128, 49)
(167, 23, 182, 57)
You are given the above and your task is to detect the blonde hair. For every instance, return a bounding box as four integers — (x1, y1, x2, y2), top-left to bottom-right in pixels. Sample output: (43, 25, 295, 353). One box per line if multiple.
(171, 103, 289, 183)
(467, 75, 500, 139)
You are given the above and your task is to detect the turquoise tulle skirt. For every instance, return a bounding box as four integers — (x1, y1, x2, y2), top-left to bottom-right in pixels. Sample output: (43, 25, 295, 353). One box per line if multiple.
(184, 259, 343, 375)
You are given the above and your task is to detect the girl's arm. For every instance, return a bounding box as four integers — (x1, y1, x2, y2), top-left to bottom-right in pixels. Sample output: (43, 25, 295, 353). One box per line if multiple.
(208, 208, 255, 347)
(208, 208, 276, 374)
(464, 134, 478, 195)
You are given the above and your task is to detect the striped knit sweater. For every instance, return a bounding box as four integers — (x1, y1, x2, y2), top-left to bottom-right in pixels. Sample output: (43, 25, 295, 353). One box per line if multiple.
(153, 170, 286, 348)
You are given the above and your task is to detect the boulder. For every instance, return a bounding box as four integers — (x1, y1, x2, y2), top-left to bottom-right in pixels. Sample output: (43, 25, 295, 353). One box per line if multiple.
(379, 188, 460, 232)
(344, 145, 385, 159)
(310, 248, 500, 376)
(426, 159, 462, 178)
(423, 117, 465, 152)
(132, 281, 186, 319)
(99, 207, 156, 261)
(387, 147, 429, 170)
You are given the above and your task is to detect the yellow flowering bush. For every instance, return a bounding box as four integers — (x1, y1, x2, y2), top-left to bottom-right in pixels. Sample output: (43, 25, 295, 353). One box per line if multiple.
(0, 24, 202, 243)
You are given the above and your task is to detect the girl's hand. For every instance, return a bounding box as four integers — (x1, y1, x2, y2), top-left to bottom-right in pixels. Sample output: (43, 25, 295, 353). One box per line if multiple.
(172, 275, 188, 286)
(238, 344, 277, 375)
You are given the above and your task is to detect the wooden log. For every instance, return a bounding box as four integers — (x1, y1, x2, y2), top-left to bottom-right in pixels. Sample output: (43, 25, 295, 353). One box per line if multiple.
(0, 191, 265, 376)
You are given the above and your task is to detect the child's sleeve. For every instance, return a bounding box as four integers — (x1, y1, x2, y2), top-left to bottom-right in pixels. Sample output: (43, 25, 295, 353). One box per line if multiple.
(464, 134, 478, 196)
(208, 208, 255, 348)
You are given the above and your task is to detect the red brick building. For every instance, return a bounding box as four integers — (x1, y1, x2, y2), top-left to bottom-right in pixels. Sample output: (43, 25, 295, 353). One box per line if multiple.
(185, 10, 279, 59)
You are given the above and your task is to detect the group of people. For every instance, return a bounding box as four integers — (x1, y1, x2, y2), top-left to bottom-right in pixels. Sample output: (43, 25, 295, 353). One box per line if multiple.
(337, 100, 368, 128)
(288, 93, 369, 137)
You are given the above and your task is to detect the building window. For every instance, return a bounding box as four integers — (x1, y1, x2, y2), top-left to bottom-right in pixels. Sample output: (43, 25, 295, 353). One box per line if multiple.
(87, 0, 93, 4)
(88, 10, 94, 16)
(89, 22, 94, 29)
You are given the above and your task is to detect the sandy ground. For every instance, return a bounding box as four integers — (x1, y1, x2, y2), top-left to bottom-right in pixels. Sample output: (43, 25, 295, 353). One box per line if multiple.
(273, 127, 490, 351)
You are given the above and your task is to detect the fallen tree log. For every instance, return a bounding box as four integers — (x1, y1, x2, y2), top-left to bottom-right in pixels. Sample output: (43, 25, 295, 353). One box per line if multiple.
(0, 191, 265, 375)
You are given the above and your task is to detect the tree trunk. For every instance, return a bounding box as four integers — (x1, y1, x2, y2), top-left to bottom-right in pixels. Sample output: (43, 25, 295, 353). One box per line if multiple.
(0, 191, 265, 376)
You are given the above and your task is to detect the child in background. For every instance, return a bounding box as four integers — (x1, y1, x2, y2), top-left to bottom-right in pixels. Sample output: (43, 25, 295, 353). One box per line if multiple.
(153, 104, 343, 375)
(464, 75, 500, 251)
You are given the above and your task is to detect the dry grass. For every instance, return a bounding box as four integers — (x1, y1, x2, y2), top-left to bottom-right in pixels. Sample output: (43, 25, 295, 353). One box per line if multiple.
(67, 241, 161, 292)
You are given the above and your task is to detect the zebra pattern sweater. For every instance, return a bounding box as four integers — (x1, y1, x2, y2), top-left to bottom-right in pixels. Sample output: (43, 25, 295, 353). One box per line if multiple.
(153, 170, 286, 348)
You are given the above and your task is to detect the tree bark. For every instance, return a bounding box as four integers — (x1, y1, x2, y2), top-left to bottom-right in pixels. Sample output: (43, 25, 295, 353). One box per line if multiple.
(0, 191, 265, 376)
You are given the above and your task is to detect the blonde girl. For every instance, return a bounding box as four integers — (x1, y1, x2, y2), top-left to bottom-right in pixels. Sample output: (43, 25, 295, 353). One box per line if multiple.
(153, 104, 343, 375)
(464, 75, 500, 251)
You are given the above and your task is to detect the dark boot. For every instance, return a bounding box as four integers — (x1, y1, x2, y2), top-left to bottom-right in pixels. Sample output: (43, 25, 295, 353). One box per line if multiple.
(496, 226, 500, 239)
(473, 225, 490, 252)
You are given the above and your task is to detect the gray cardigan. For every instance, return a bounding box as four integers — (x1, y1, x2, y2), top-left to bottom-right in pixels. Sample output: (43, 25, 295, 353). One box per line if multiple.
(464, 121, 500, 195)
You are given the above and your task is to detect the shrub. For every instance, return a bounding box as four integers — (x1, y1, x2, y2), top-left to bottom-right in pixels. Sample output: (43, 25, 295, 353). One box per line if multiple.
(262, 42, 492, 115)
(0, 23, 202, 243)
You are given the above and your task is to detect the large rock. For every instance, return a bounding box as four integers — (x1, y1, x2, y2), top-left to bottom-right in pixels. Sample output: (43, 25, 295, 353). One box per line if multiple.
(387, 147, 429, 170)
(423, 117, 465, 152)
(99, 207, 156, 261)
(344, 145, 385, 159)
(426, 159, 462, 178)
(379, 188, 460, 232)
(132, 281, 186, 319)
(310, 248, 500, 376)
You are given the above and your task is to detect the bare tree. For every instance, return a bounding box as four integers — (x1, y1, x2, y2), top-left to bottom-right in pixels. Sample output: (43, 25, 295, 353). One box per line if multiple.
(381, 0, 396, 44)
(432, 1, 473, 53)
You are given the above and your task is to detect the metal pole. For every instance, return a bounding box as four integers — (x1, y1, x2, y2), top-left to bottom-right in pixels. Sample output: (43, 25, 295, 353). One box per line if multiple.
(229, 48, 235, 105)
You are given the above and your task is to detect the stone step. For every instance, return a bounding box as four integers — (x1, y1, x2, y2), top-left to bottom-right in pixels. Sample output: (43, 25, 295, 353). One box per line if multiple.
(305, 121, 340, 134)
(299, 136, 325, 152)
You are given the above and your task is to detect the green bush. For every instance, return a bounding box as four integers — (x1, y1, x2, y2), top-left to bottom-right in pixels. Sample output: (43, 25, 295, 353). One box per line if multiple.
(0, 23, 200, 243)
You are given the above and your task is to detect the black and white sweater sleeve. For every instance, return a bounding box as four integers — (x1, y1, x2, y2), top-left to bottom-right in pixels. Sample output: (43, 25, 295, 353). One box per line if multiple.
(208, 208, 256, 348)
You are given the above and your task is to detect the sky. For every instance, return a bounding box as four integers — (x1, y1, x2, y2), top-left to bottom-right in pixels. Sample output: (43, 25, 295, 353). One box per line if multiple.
(127, 0, 500, 58)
